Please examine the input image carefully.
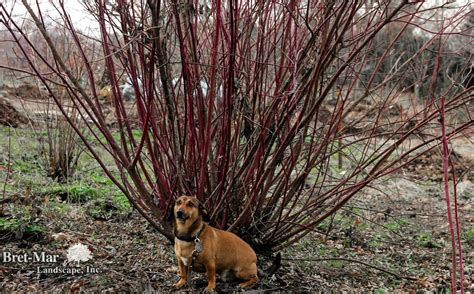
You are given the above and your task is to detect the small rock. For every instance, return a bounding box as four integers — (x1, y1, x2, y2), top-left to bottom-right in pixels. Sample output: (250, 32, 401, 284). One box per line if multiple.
(165, 266, 177, 273)
(105, 245, 117, 256)
(52, 233, 70, 241)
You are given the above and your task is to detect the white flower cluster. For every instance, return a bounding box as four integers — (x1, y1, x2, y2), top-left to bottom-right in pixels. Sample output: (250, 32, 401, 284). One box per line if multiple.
(66, 243, 92, 263)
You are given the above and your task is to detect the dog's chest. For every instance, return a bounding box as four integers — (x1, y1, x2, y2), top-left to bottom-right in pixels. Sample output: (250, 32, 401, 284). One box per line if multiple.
(181, 256, 190, 266)
(174, 239, 197, 263)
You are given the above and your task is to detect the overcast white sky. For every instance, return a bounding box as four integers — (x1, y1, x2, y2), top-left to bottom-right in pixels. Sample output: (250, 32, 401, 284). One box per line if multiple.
(4, 0, 99, 34)
(4, 0, 471, 36)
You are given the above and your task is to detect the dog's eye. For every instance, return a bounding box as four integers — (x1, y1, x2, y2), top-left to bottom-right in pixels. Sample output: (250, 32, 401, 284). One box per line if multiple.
(187, 202, 194, 207)
(176, 200, 182, 205)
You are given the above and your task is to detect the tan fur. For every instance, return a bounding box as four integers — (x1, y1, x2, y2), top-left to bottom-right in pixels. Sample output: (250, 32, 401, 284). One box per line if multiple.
(172, 196, 258, 291)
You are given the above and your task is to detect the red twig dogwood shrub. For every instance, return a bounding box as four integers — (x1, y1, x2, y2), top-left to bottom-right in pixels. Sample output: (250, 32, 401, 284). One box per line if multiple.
(1, 1, 472, 257)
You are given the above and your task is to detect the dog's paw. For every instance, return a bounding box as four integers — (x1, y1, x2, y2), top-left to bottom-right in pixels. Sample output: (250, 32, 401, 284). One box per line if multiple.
(204, 286, 216, 293)
(173, 279, 187, 289)
(238, 277, 258, 288)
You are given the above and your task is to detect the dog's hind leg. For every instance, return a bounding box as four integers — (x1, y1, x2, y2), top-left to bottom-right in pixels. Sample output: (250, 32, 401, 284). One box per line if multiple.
(238, 276, 258, 288)
(220, 269, 236, 282)
(235, 263, 258, 288)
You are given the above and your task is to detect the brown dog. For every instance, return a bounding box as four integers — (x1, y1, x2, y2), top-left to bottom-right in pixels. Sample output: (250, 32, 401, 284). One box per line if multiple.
(170, 195, 280, 291)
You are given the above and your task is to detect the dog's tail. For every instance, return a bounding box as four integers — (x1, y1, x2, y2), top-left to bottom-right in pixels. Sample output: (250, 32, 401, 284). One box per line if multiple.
(258, 252, 281, 278)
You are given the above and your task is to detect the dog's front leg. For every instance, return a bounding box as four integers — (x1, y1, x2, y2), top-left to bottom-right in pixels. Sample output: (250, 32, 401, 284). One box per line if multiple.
(204, 261, 216, 291)
(174, 257, 188, 289)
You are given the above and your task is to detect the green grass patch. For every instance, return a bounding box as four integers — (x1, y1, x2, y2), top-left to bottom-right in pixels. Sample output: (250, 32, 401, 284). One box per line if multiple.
(90, 172, 114, 185)
(0, 217, 46, 234)
(385, 218, 411, 231)
(12, 157, 41, 173)
(316, 219, 330, 231)
(418, 232, 443, 249)
(41, 184, 102, 203)
(1, 126, 133, 224)
(368, 234, 385, 249)
(86, 194, 131, 220)
(326, 259, 344, 269)
(0, 218, 21, 231)
(112, 192, 132, 211)
(43, 199, 72, 215)
(24, 223, 46, 233)
(462, 227, 474, 244)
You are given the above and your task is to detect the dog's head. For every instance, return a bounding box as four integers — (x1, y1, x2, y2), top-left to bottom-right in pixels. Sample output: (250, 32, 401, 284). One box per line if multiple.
(172, 195, 210, 224)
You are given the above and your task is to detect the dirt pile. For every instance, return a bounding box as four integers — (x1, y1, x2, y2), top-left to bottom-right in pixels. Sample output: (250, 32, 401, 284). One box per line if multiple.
(0, 97, 28, 127)
(403, 148, 473, 181)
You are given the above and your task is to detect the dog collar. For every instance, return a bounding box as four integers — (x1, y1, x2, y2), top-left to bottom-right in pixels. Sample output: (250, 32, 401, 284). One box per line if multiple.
(187, 225, 205, 289)
(175, 223, 205, 243)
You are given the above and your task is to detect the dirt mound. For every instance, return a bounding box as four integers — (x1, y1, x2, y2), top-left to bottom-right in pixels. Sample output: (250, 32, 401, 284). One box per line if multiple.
(2, 84, 46, 100)
(0, 97, 28, 127)
(402, 148, 473, 181)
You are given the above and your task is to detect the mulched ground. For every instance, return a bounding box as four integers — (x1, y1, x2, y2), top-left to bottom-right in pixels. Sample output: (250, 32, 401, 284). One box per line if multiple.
(1, 173, 473, 292)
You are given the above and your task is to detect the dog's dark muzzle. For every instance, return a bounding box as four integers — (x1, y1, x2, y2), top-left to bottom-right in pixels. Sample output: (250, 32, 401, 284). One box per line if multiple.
(176, 209, 187, 220)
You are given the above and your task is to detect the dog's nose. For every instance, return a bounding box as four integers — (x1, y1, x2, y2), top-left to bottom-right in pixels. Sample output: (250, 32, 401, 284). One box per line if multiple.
(176, 209, 186, 220)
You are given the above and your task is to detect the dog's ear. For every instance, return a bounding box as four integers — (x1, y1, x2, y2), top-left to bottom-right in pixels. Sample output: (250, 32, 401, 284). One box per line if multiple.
(166, 208, 174, 223)
(165, 200, 175, 223)
(199, 203, 210, 222)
